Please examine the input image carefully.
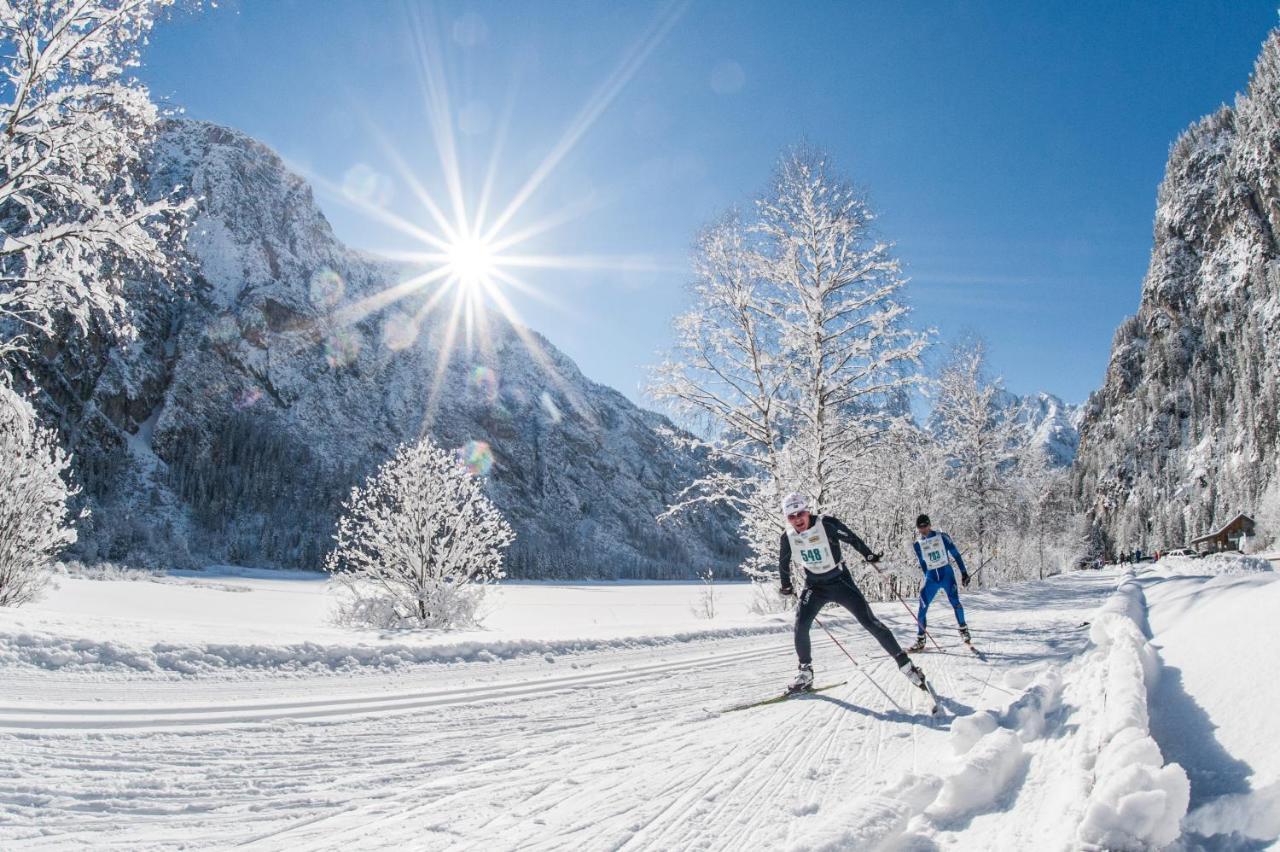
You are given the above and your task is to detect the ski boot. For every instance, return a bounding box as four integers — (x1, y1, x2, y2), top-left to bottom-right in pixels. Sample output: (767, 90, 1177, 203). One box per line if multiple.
(959, 626, 972, 645)
(906, 634, 926, 653)
(786, 663, 815, 694)
(899, 660, 928, 692)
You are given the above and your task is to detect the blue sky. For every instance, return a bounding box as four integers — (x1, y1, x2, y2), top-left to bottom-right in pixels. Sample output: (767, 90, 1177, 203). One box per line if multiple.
(141, 1, 1276, 406)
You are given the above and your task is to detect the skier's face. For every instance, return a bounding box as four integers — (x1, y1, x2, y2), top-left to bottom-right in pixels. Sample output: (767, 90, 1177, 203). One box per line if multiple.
(917, 522, 931, 536)
(787, 511, 810, 532)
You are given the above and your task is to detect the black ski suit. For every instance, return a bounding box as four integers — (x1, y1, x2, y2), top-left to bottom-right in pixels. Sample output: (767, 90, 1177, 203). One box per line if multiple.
(779, 516, 909, 667)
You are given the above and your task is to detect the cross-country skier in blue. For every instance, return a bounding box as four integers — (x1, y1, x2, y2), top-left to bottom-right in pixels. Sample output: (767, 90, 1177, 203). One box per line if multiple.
(907, 514, 971, 652)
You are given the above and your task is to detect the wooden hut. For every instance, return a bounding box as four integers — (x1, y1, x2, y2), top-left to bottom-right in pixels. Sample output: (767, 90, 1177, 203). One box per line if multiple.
(1190, 513, 1256, 554)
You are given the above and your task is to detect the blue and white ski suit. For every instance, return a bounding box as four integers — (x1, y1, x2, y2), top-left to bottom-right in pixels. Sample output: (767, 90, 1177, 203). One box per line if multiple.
(912, 531, 968, 635)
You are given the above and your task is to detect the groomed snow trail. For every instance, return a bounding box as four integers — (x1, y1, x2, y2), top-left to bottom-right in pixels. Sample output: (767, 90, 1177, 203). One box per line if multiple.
(0, 573, 1117, 851)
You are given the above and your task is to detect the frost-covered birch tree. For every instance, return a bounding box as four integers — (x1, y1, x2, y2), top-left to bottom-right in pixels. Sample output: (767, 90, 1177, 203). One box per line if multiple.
(756, 148, 927, 511)
(0, 383, 76, 606)
(0, 0, 192, 359)
(325, 437, 514, 630)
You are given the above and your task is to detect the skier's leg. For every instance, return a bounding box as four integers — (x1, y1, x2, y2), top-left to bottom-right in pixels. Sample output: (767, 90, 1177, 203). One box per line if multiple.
(793, 586, 823, 666)
(917, 574, 942, 634)
(833, 577, 909, 665)
(943, 570, 967, 627)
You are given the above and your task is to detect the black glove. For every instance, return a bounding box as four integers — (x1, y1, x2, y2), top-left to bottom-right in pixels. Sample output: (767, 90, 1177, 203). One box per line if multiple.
(779, 584, 794, 597)
(865, 552, 882, 564)
(961, 572, 971, 588)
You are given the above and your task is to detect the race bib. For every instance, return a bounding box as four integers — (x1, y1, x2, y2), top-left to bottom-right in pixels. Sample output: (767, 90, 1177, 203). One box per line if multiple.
(918, 533, 950, 571)
(788, 519, 837, 574)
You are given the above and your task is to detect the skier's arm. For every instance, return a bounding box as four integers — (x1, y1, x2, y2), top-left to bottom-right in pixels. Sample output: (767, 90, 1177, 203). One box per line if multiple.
(825, 517, 875, 560)
(778, 534, 794, 591)
(913, 540, 928, 573)
(943, 533, 968, 574)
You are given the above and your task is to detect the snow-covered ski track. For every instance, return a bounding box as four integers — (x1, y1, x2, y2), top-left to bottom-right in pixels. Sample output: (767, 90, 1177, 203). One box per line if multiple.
(0, 573, 1118, 850)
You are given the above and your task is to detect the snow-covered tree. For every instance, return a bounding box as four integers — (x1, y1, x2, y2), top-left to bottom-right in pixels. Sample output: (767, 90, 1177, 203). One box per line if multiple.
(0, 0, 192, 359)
(756, 147, 927, 510)
(929, 341, 1026, 583)
(0, 383, 77, 606)
(650, 148, 926, 589)
(325, 436, 514, 630)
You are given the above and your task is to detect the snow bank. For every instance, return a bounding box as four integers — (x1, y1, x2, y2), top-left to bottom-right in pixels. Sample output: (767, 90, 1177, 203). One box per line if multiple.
(1076, 573, 1189, 850)
(0, 621, 790, 676)
(927, 728, 1026, 820)
(1151, 553, 1273, 577)
(791, 667, 1061, 848)
(0, 574, 799, 677)
(949, 669, 1063, 755)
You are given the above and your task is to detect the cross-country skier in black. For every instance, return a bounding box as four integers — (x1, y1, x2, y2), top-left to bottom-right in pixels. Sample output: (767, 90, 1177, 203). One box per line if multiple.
(778, 492, 930, 695)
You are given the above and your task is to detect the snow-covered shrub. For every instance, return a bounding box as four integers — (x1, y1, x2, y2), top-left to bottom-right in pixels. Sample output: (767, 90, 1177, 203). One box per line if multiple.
(0, 385, 77, 606)
(325, 437, 514, 629)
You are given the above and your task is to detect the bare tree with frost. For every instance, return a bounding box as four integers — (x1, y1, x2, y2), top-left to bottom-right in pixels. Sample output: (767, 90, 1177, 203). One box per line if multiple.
(325, 437, 514, 630)
(756, 148, 927, 510)
(0, 0, 191, 358)
(0, 384, 76, 606)
(649, 212, 792, 585)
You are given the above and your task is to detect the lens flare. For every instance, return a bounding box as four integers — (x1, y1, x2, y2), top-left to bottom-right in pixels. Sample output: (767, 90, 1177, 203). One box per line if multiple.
(540, 391, 562, 423)
(456, 439, 494, 476)
(325, 329, 361, 369)
(383, 310, 419, 351)
(234, 387, 263, 410)
(468, 365, 499, 403)
(309, 268, 346, 308)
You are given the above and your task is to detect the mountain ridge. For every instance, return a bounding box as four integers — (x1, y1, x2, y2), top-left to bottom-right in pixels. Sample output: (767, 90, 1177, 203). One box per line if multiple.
(12, 119, 746, 578)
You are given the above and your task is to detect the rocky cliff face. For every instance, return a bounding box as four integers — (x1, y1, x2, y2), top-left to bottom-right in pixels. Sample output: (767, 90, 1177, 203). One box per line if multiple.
(14, 120, 745, 578)
(1072, 31, 1280, 552)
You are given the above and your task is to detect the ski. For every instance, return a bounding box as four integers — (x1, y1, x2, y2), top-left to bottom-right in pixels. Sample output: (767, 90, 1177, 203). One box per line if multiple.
(719, 681, 848, 713)
(922, 678, 943, 715)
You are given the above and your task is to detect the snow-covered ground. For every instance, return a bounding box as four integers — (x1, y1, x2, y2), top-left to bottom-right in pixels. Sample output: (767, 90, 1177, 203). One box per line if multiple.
(1, 564, 1276, 850)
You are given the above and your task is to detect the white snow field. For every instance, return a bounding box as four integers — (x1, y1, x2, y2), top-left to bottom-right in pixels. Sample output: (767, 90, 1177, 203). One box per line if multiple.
(1, 563, 1276, 850)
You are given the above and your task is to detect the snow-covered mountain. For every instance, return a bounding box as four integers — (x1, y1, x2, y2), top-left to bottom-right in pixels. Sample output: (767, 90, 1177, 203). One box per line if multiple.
(12, 120, 745, 578)
(1073, 31, 1280, 551)
(995, 390, 1082, 467)
(927, 389, 1080, 467)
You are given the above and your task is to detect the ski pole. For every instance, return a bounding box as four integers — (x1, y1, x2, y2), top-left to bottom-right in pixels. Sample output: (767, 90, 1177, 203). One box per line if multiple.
(814, 614, 905, 713)
(965, 554, 996, 585)
(862, 559, 948, 655)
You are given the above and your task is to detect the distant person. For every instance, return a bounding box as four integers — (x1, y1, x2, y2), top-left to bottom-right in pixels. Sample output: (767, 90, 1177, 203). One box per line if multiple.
(908, 514, 971, 652)
(777, 493, 930, 696)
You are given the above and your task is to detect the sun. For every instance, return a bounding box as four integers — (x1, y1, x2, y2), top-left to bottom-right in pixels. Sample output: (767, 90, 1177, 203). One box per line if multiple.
(445, 235, 496, 289)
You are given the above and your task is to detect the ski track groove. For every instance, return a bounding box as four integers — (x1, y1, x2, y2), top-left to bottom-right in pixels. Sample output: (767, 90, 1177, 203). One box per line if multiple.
(238, 639, 794, 851)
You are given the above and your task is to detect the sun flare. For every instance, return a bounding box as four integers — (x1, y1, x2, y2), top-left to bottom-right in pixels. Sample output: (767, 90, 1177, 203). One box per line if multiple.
(446, 235, 497, 288)
(316, 3, 686, 430)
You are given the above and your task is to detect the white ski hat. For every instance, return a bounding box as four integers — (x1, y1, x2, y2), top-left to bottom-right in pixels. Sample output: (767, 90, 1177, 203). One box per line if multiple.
(781, 492, 808, 516)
